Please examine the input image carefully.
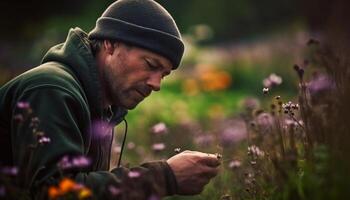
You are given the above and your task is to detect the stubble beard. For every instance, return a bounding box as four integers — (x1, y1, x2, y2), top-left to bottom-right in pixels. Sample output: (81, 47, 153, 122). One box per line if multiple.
(102, 65, 121, 107)
(105, 73, 140, 109)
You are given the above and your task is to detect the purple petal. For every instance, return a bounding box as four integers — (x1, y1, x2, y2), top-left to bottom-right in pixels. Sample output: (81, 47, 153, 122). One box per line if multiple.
(151, 122, 168, 135)
(152, 143, 166, 151)
(128, 171, 141, 178)
(16, 101, 30, 109)
(91, 120, 113, 138)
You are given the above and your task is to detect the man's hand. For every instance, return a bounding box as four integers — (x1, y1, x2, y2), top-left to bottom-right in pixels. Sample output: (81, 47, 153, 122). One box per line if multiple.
(166, 150, 220, 195)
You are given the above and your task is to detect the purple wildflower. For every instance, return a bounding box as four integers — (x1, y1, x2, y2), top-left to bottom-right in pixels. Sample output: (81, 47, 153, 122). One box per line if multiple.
(256, 112, 274, 129)
(152, 143, 166, 151)
(108, 185, 121, 196)
(219, 120, 247, 146)
(128, 171, 141, 178)
(220, 126, 247, 147)
(1, 166, 18, 176)
(240, 97, 260, 111)
(283, 118, 303, 129)
(307, 73, 335, 104)
(263, 73, 282, 88)
(38, 136, 51, 144)
(248, 145, 265, 157)
(151, 122, 168, 135)
(16, 101, 30, 109)
(91, 120, 112, 138)
(284, 119, 297, 126)
(57, 156, 72, 169)
(58, 155, 91, 170)
(72, 156, 91, 168)
(194, 134, 214, 147)
(228, 160, 242, 169)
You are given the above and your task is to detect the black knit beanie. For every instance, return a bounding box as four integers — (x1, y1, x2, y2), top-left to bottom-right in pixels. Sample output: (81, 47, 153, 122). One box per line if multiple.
(88, 0, 184, 69)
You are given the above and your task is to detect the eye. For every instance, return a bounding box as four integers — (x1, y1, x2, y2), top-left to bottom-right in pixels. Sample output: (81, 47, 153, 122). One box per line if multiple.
(145, 59, 169, 79)
(145, 59, 158, 70)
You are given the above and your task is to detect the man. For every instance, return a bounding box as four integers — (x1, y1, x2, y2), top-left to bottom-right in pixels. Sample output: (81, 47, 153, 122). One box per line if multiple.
(0, 0, 220, 199)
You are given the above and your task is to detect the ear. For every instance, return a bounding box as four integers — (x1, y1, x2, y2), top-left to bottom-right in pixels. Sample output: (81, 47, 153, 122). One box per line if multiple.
(103, 40, 117, 55)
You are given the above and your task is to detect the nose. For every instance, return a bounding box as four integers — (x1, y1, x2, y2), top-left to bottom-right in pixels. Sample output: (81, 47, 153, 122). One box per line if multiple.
(147, 73, 162, 91)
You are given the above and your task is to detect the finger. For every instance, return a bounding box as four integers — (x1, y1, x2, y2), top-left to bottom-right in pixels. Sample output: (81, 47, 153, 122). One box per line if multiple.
(201, 166, 220, 178)
(182, 150, 196, 154)
(199, 155, 221, 167)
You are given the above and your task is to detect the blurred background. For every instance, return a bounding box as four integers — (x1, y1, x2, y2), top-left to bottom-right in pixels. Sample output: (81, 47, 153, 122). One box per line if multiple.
(0, 0, 313, 119)
(1, 0, 314, 68)
(2, 0, 348, 199)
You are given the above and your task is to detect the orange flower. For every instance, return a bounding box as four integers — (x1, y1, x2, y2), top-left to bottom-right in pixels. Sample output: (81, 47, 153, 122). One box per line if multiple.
(59, 178, 78, 193)
(48, 186, 61, 199)
(48, 177, 90, 199)
(199, 69, 232, 91)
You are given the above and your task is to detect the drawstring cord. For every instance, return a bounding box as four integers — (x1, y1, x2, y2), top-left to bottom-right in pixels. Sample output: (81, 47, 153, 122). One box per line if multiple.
(117, 118, 128, 168)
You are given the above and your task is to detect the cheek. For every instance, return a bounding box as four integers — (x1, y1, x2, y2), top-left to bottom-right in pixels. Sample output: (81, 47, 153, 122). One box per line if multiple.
(126, 70, 149, 85)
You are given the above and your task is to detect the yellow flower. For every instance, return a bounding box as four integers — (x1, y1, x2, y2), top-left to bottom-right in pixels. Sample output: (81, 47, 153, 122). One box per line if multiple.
(79, 188, 92, 199)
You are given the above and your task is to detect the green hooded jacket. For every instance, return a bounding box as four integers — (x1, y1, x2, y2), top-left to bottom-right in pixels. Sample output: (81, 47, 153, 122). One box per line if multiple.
(0, 28, 177, 199)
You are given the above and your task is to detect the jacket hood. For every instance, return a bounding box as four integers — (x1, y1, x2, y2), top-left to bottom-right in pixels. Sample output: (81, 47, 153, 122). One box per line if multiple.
(41, 27, 127, 124)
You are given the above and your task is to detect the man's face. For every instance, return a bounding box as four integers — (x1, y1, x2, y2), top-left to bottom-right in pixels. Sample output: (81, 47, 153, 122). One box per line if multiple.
(102, 42, 173, 109)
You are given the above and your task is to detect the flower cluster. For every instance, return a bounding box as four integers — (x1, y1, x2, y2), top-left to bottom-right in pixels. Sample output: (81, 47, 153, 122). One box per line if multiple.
(48, 178, 92, 200)
(282, 101, 299, 115)
(247, 145, 265, 158)
(263, 73, 282, 88)
(57, 155, 91, 170)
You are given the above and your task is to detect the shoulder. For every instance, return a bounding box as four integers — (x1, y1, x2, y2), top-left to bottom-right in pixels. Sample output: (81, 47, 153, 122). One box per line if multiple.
(0, 62, 89, 110)
(22, 62, 80, 89)
(15, 62, 86, 99)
